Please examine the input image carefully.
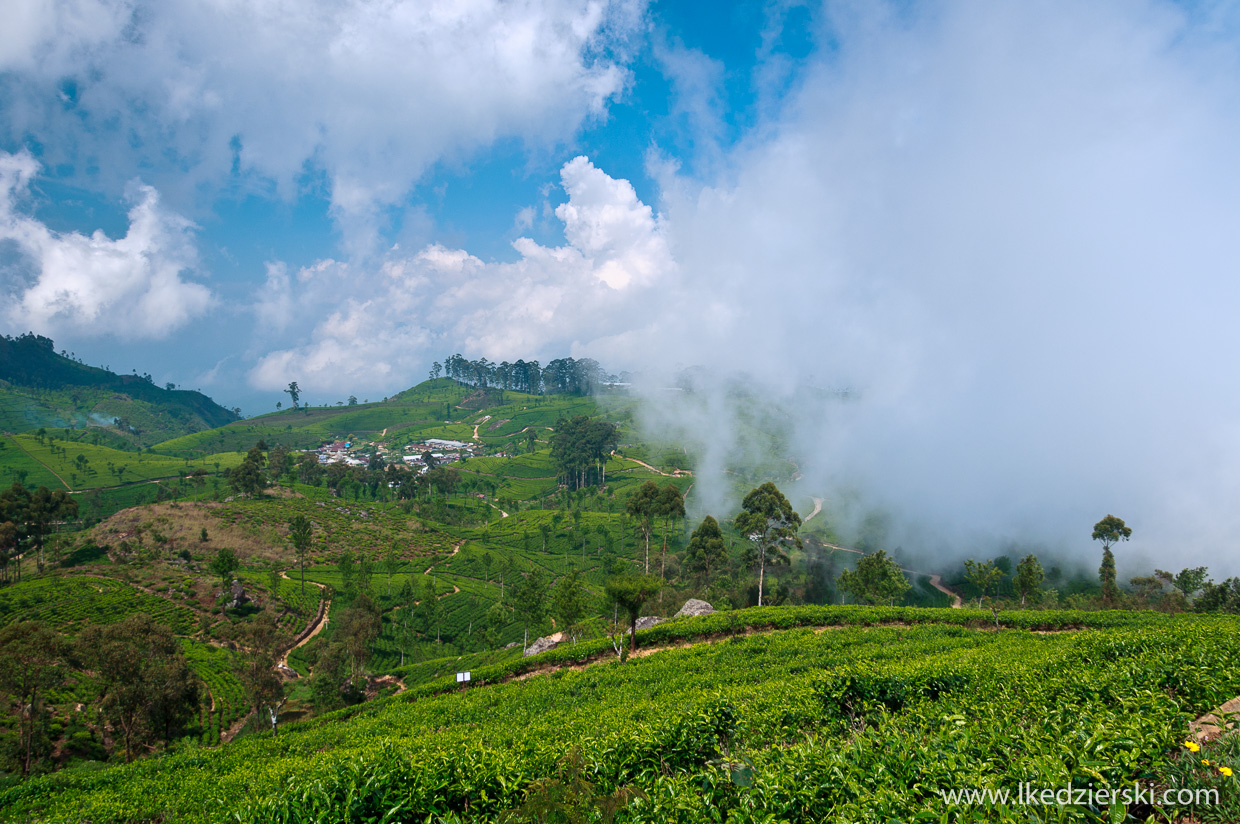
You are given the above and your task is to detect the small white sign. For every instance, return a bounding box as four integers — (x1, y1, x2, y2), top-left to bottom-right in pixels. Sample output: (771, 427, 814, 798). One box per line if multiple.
(455, 671, 471, 683)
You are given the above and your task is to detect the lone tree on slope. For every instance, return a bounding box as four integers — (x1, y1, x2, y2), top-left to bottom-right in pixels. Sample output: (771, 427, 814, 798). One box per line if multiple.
(1092, 515, 1131, 607)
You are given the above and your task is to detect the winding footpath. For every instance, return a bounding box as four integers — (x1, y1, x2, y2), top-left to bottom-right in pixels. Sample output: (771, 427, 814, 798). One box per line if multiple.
(805, 500, 963, 609)
(613, 452, 693, 477)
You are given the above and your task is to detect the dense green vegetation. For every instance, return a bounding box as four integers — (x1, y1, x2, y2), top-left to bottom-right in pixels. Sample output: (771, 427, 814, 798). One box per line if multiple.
(4, 361, 1240, 822)
(3, 610, 1238, 822)
(0, 333, 239, 445)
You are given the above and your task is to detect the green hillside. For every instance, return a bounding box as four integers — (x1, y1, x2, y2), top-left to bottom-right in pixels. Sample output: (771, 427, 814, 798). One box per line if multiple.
(3, 609, 1238, 822)
(5, 373, 1233, 823)
(150, 381, 603, 460)
(0, 333, 239, 446)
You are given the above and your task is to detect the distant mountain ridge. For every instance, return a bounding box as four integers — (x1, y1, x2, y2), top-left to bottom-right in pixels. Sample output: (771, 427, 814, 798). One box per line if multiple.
(0, 332, 240, 446)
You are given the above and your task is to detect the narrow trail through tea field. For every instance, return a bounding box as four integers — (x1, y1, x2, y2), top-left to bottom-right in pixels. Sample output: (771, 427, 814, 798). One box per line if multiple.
(424, 541, 464, 575)
(613, 452, 692, 477)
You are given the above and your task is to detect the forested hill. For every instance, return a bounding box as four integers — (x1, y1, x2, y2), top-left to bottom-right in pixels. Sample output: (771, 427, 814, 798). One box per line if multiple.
(0, 332, 240, 445)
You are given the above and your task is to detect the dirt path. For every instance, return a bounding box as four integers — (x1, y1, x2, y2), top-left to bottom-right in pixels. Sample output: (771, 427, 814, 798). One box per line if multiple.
(804, 497, 823, 523)
(220, 710, 254, 744)
(278, 599, 331, 670)
(10, 436, 73, 489)
(489, 502, 509, 518)
(613, 452, 692, 477)
(927, 574, 963, 608)
(424, 541, 465, 574)
(814, 542, 964, 608)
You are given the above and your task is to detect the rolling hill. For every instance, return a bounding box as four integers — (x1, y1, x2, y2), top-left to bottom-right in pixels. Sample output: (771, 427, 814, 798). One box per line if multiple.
(0, 332, 239, 446)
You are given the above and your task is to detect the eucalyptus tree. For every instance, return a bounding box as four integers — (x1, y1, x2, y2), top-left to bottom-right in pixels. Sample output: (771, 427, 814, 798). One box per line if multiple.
(626, 481, 661, 574)
(1014, 554, 1044, 607)
(1092, 515, 1130, 606)
(605, 575, 662, 656)
(964, 559, 1003, 608)
(288, 515, 313, 594)
(656, 483, 685, 582)
(734, 483, 801, 607)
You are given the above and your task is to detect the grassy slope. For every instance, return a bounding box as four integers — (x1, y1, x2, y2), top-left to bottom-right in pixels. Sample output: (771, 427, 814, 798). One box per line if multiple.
(1, 433, 245, 491)
(0, 335, 239, 445)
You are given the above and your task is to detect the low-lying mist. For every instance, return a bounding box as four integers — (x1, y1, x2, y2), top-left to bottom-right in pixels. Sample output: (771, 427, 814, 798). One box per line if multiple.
(610, 1, 1240, 580)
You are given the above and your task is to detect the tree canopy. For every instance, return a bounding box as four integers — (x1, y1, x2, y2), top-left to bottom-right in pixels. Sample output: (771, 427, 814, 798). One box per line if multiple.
(837, 550, 910, 605)
(550, 415, 618, 490)
(1091, 515, 1131, 550)
(685, 516, 727, 584)
(605, 575, 662, 654)
(734, 482, 801, 607)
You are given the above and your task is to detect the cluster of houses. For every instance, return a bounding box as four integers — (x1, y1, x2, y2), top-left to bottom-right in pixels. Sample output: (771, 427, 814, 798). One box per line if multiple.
(316, 441, 367, 467)
(315, 437, 476, 475)
(401, 439, 472, 473)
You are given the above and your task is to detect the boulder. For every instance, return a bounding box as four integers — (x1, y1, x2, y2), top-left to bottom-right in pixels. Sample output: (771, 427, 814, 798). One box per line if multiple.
(674, 599, 716, 618)
(228, 581, 250, 610)
(627, 616, 663, 634)
(523, 631, 566, 657)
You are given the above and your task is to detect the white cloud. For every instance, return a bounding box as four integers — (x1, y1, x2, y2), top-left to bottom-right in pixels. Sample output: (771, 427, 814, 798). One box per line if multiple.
(1, 0, 646, 249)
(0, 150, 213, 339)
(248, 155, 674, 394)
(632, 0, 1240, 572)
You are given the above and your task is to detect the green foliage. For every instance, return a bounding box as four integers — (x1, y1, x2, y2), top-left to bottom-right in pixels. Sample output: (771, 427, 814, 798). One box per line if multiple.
(0, 433, 244, 493)
(0, 333, 239, 446)
(1100, 547, 1119, 606)
(512, 569, 549, 651)
(210, 548, 240, 589)
(78, 614, 201, 762)
(1014, 554, 1044, 606)
(838, 549, 911, 605)
(604, 574, 662, 653)
(1159, 566, 1212, 600)
(1092, 514, 1132, 550)
(685, 515, 727, 584)
(551, 571, 588, 641)
(0, 577, 196, 634)
(549, 415, 618, 490)
(734, 482, 801, 606)
(5, 610, 1240, 823)
(963, 559, 1004, 608)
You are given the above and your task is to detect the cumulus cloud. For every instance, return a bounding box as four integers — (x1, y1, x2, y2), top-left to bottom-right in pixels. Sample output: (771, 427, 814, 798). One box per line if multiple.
(248, 155, 674, 394)
(0, 0, 645, 249)
(631, 0, 1240, 574)
(0, 150, 213, 339)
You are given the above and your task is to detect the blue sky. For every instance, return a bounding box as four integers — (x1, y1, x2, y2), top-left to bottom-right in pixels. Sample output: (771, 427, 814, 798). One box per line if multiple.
(0, 0, 821, 410)
(6, 0, 1240, 565)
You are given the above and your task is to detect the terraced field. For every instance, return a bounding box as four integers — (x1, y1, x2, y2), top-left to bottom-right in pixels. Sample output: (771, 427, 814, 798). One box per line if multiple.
(0, 575, 197, 634)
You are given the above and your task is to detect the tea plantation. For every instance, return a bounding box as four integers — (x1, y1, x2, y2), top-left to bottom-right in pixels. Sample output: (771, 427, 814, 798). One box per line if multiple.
(2, 608, 1237, 823)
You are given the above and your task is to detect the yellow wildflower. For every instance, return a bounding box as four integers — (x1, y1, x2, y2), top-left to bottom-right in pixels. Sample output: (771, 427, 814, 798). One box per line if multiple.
(1184, 741, 1200, 752)
(1221, 767, 1234, 777)
(1203, 759, 1211, 766)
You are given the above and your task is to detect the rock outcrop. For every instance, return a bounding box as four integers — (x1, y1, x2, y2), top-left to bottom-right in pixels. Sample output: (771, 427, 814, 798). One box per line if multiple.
(228, 581, 250, 610)
(523, 631, 567, 657)
(674, 599, 716, 618)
